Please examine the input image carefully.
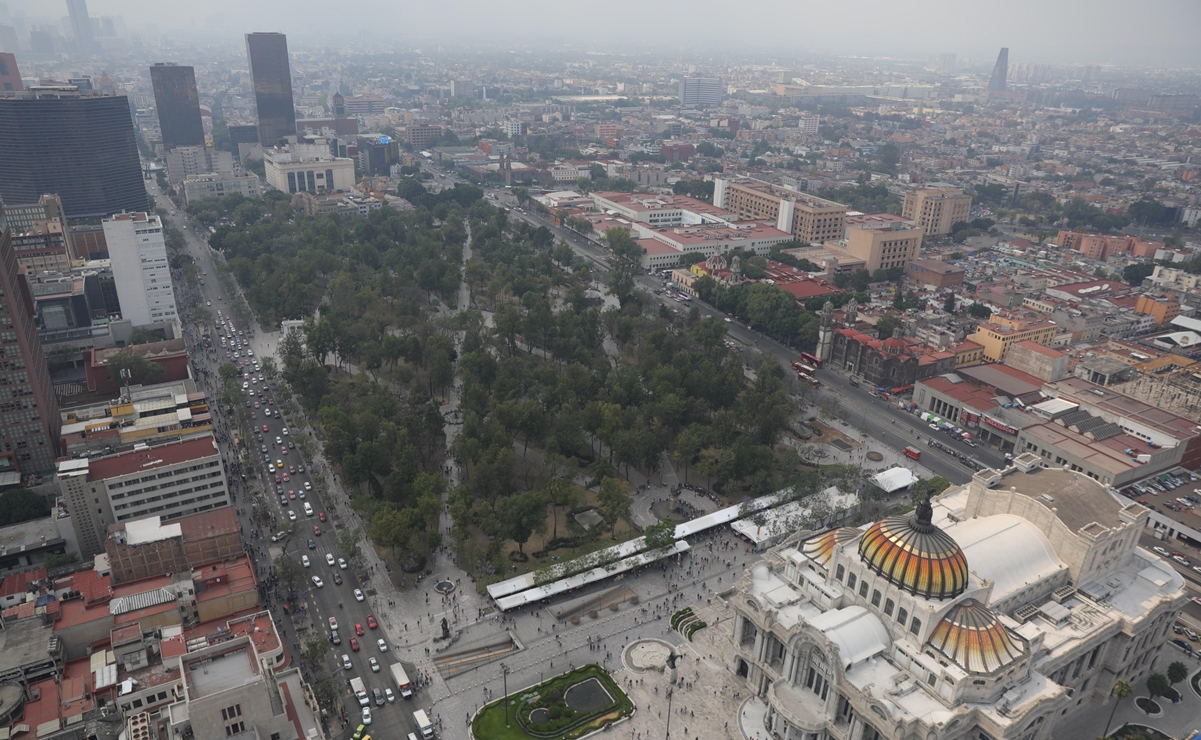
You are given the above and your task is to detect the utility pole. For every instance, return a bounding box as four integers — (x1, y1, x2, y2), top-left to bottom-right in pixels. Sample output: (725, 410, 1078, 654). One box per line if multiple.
(501, 662, 510, 728)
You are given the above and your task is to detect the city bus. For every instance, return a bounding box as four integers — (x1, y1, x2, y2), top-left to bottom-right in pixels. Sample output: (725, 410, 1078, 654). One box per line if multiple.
(797, 371, 821, 389)
(800, 352, 823, 369)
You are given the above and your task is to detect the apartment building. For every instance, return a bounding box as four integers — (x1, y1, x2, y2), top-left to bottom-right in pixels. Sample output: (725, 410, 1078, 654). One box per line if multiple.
(970, 318, 1059, 362)
(103, 212, 177, 327)
(719, 178, 847, 244)
(10, 219, 72, 272)
(164, 145, 233, 185)
(55, 435, 229, 557)
(105, 507, 242, 584)
(901, 186, 972, 237)
(825, 213, 922, 272)
(182, 171, 262, 204)
(1134, 293, 1180, 326)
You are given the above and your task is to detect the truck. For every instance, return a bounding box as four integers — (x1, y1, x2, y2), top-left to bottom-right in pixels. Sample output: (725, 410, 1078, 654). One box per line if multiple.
(350, 677, 369, 707)
(413, 709, 434, 739)
(903, 446, 922, 461)
(391, 662, 414, 699)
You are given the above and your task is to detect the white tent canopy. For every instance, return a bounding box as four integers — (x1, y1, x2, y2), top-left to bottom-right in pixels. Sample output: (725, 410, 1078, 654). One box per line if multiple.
(874, 467, 919, 493)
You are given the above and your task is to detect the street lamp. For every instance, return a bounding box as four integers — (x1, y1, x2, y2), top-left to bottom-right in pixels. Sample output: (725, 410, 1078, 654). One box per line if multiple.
(500, 662, 511, 728)
(664, 686, 673, 740)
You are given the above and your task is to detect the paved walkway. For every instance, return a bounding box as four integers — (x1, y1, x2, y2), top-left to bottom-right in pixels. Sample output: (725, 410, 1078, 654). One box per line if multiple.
(1055, 658, 1201, 740)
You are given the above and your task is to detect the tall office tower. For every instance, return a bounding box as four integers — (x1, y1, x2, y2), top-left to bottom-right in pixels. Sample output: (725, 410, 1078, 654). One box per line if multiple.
(0, 86, 147, 218)
(988, 47, 1009, 92)
(150, 63, 204, 152)
(227, 123, 260, 161)
(0, 51, 20, 91)
(103, 212, 178, 327)
(678, 76, 722, 108)
(245, 32, 296, 147)
(0, 204, 62, 477)
(65, 0, 95, 55)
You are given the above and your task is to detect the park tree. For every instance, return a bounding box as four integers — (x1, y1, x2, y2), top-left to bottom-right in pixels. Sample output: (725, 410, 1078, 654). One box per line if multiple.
(0, 489, 48, 526)
(499, 489, 547, 554)
(643, 519, 677, 550)
(339, 527, 363, 562)
(876, 312, 902, 340)
(543, 477, 579, 541)
(943, 294, 956, 313)
(1102, 680, 1132, 738)
(597, 477, 629, 538)
(1146, 673, 1170, 702)
(303, 635, 329, 672)
(967, 303, 993, 320)
(1122, 263, 1155, 286)
(1167, 660, 1188, 689)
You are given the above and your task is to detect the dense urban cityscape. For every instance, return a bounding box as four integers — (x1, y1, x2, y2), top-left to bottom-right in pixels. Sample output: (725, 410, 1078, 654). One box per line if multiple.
(0, 3, 1199, 740)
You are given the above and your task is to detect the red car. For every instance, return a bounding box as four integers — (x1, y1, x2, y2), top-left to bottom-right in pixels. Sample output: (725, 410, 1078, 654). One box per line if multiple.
(366, 615, 378, 630)
(280, 445, 288, 454)
(282, 473, 290, 482)
(349, 637, 360, 652)
(288, 490, 297, 500)
(262, 424, 269, 433)
(313, 525, 321, 536)
(355, 623, 365, 636)
(268, 398, 274, 405)
(273, 475, 282, 484)
(318, 511, 327, 522)
(253, 401, 260, 409)
(289, 465, 296, 475)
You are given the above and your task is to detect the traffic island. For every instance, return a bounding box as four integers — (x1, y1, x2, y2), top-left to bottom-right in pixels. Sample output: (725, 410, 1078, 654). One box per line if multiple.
(471, 665, 633, 740)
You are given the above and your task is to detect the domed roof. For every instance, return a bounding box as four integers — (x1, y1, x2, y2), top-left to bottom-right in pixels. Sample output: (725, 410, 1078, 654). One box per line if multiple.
(857, 499, 968, 600)
(801, 527, 860, 567)
(926, 599, 1026, 674)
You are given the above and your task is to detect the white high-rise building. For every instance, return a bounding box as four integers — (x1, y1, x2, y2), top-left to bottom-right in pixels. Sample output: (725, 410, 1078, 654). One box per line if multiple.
(103, 212, 178, 327)
(678, 77, 722, 107)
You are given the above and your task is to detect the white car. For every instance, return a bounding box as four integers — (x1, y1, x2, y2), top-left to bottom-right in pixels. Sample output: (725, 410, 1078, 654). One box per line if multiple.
(242, 382, 249, 390)
(361, 707, 372, 725)
(275, 437, 282, 445)
(369, 657, 380, 673)
(329, 617, 339, 632)
(377, 638, 388, 652)
(311, 575, 323, 588)
(301, 555, 310, 567)
(354, 588, 365, 602)
(342, 654, 352, 670)
(282, 428, 289, 435)
(326, 553, 336, 566)
(304, 481, 312, 491)
(1154, 546, 1170, 556)
(287, 510, 297, 521)
(338, 558, 348, 569)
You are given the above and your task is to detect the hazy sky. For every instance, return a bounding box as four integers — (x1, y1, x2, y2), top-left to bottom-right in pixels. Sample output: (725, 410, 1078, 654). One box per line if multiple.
(45, 0, 1201, 65)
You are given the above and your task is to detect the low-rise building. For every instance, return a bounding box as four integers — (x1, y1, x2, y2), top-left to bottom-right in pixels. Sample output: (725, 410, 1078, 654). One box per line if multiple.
(1134, 293, 1180, 326)
(164, 146, 233, 185)
(905, 258, 964, 288)
(901, 186, 972, 236)
(970, 318, 1059, 362)
(105, 507, 241, 585)
(1003, 340, 1069, 382)
(59, 378, 212, 457)
(181, 171, 261, 204)
(825, 213, 923, 273)
(55, 435, 229, 558)
(718, 177, 848, 244)
(262, 143, 355, 195)
(11, 219, 72, 272)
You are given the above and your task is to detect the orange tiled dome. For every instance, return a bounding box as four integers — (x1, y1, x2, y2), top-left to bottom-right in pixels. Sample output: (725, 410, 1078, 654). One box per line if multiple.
(927, 599, 1026, 673)
(800, 527, 860, 567)
(858, 499, 968, 600)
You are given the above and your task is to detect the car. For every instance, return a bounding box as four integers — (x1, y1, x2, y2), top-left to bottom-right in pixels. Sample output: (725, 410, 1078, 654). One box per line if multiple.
(376, 638, 387, 652)
(311, 575, 324, 588)
(301, 555, 310, 567)
(1174, 623, 1185, 634)
(289, 490, 297, 500)
(298, 465, 306, 474)
(273, 474, 282, 484)
(848, 379, 860, 387)
(242, 382, 249, 390)
(326, 553, 336, 566)
(1188, 629, 1200, 642)
(270, 531, 287, 542)
(1139, 499, 1150, 505)
(280, 445, 288, 454)
(334, 572, 343, 585)
(354, 588, 365, 602)
(253, 401, 259, 409)
(339, 557, 348, 569)
(355, 623, 365, 636)
(367, 615, 378, 630)
(1172, 638, 1192, 652)
(349, 637, 360, 651)
(289, 465, 297, 475)
(307, 538, 316, 550)
(385, 688, 395, 703)
(262, 424, 269, 433)
(1175, 555, 1190, 565)
(282, 473, 290, 482)
(1173, 551, 1186, 558)
(275, 459, 283, 468)
(361, 707, 372, 725)
(304, 482, 313, 491)
(282, 428, 289, 436)
(1154, 546, 1170, 556)
(370, 658, 381, 675)
(275, 437, 282, 445)
(929, 423, 940, 430)
(373, 688, 384, 707)
(288, 510, 297, 521)
(268, 464, 276, 473)
(320, 512, 328, 523)
(329, 616, 338, 631)
(280, 494, 289, 506)
(331, 630, 341, 645)
(342, 654, 352, 670)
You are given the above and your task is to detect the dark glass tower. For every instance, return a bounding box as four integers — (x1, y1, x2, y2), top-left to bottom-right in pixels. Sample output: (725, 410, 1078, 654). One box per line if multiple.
(988, 48, 1009, 92)
(66, 0, 96, 55)
(0, 205, 61, 477)
(150, 63, 204, 152)
(0, 88, 148, 218)
(245, 32, 296, 147)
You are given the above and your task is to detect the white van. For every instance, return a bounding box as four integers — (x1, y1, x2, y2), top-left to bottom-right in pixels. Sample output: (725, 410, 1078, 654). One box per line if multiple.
(303, 502, 314, 517)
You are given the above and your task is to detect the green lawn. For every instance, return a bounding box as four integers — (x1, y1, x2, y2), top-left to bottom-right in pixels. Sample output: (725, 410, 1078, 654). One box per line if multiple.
(471, 665, 632, 740)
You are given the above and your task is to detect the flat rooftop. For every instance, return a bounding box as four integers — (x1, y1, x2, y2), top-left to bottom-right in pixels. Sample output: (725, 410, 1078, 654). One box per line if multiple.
(183, 644, 260, 700)
(1048, 377, 1201, 442)
(0, 617, 55, 674)
(82, 435, 220, 482)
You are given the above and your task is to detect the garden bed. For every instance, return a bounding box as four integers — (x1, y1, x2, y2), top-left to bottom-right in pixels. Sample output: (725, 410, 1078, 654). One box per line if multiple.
(670, 607, 708, 641)
(1134, 696, 1162, 716)
(1112, 723, 1173, 740)
(471, 665, 633, 740)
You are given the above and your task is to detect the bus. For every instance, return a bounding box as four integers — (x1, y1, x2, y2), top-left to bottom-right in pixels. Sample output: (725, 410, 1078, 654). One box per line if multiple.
(792, 361, 818, 376)
(800, 352, 823, 369)
(797, 372, 821, 389)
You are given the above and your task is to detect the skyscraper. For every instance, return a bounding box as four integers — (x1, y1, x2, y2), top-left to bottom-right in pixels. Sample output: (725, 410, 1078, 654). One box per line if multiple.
(65, 0, 95, 55)
(0, 204, 61, 477)
(150, 63, 204, 152)
(0, 52, 21, 91)
(678, 77, 722, 108)
(245, 32, 296, 146)
(988, 47, 1009, 92)
(103, 212, 178, 327)
(0, 86, 148, 218)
